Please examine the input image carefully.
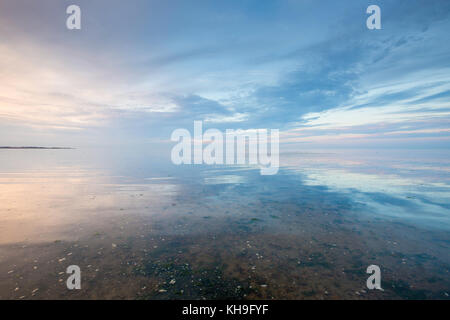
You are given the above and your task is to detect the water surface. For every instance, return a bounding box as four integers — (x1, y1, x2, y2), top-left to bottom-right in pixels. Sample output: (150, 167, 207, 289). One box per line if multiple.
(0, 148, 449, 299)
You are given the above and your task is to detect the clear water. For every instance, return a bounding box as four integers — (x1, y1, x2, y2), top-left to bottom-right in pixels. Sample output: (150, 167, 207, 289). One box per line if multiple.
(0, 148, 449, 299)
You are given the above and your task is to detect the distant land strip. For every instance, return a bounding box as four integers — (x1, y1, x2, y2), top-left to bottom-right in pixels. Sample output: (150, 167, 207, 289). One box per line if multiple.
(0, 146, 74, 149)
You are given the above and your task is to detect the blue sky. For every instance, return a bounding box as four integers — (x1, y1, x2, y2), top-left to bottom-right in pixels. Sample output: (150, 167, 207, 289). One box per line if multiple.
(0, 0, 449, 148)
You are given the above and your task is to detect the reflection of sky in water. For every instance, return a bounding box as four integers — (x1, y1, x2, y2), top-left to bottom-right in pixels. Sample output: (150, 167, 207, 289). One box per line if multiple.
(2, 148, 450, 300)
(1, 147, 450, 241)
(203, 175, 247, 185)
(282, 149, 450, 229)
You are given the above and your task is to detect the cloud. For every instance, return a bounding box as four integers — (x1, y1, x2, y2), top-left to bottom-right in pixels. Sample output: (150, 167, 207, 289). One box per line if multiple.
(0, 0, 449, 147)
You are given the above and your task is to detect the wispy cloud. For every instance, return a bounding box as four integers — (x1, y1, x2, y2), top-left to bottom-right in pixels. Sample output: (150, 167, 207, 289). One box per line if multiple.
(0, 0, 449, 147)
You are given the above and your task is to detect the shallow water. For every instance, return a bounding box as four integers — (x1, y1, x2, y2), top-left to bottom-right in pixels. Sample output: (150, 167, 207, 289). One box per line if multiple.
(0, 148, 449, 299)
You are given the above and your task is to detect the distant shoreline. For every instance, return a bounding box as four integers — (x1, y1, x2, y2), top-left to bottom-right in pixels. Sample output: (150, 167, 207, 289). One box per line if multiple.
(0, 147, 74, 149)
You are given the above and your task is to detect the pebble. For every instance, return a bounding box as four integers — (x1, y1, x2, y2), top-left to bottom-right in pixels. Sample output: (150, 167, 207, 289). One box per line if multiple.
(58, 258, 66, 263)
(169, 279, 176, 285)
(158, 289, 167, 293)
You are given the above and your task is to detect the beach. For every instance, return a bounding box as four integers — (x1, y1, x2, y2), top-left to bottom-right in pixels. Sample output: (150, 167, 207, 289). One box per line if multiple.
(0, 148, 448, 299)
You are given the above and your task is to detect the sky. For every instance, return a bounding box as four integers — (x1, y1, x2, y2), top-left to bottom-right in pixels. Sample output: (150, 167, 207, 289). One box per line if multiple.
(0, 0, 449, 149)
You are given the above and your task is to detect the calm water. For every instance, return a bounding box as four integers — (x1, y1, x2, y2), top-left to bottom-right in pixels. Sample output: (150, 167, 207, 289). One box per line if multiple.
(0, 148, 449, 299)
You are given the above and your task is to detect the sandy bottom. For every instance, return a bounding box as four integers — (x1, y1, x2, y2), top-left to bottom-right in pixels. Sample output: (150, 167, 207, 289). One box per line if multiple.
(0, 170, 449, 300)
